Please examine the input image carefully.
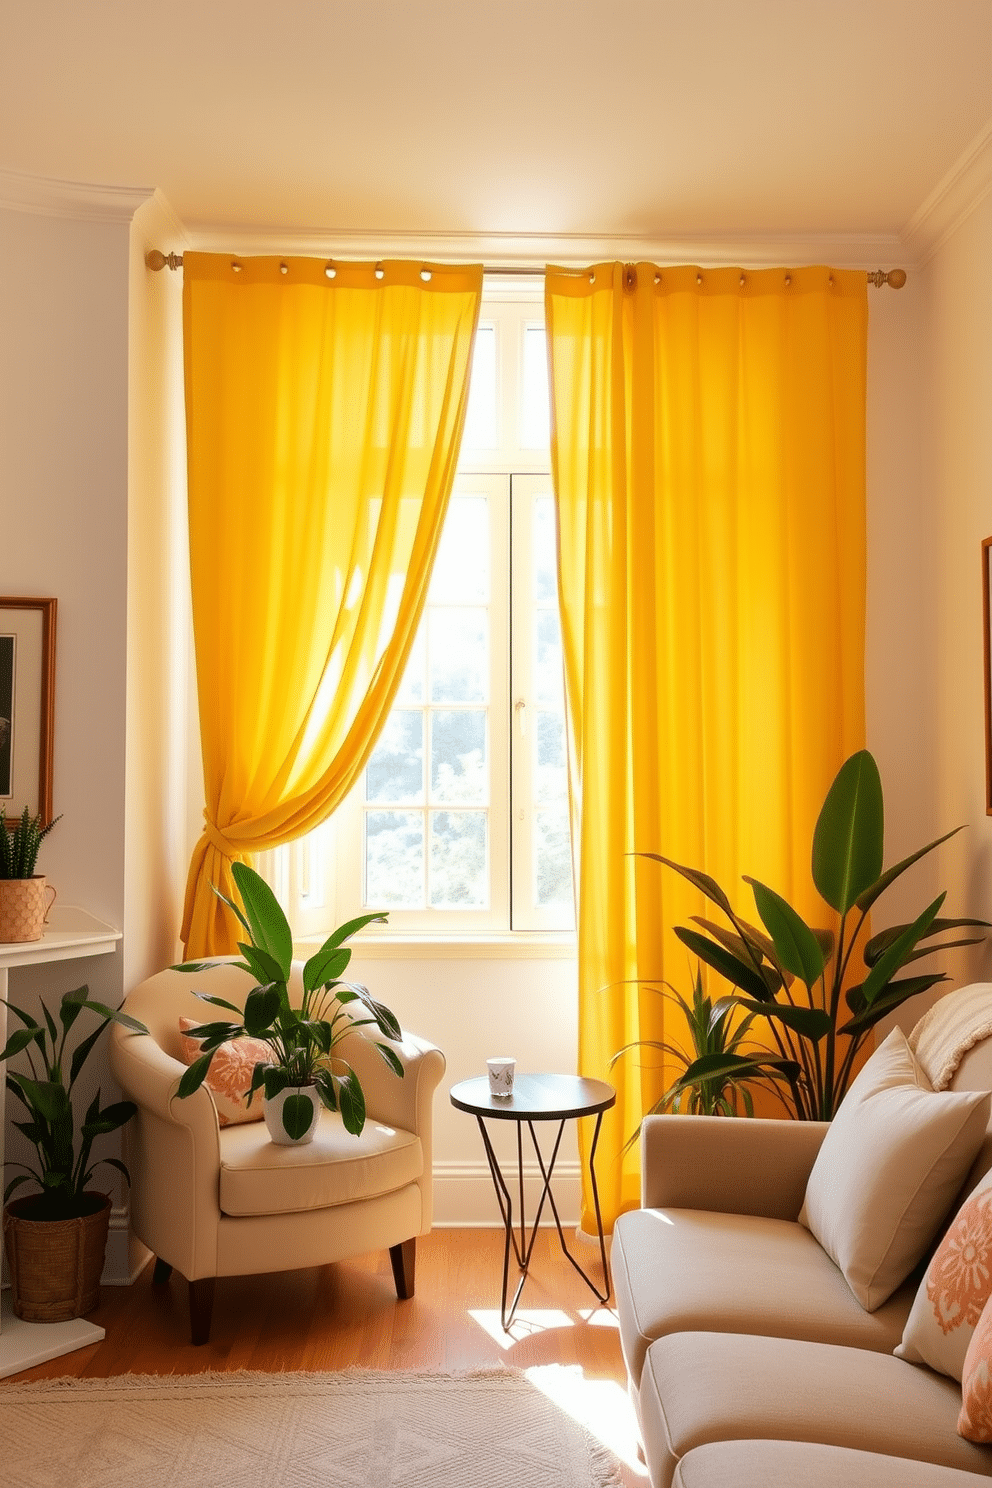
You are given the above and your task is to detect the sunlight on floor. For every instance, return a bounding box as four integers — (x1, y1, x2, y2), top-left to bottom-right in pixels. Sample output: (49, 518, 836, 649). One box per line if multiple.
(525, 1362, 649, 1476)
(469, 1308, 576, 1347)
(469, 1304, 620, 1347)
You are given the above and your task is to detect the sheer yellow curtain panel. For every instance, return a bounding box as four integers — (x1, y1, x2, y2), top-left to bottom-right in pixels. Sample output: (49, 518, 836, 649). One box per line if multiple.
(181, 255, 482, 957)
(546, 263, 868, 1229)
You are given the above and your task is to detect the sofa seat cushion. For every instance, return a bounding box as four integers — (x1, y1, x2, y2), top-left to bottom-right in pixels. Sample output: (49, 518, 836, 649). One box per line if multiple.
(674, 1440, 990, 1488)
(639, 1331, 992, 1488)
(218, 1110, 423, 1217)
(612, 1207, 914, 1387)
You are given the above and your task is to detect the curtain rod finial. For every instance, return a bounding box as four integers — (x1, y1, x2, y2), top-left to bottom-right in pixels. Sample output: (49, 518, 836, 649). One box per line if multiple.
(146, 248, 184, 272)
(867, 268, 907, 289)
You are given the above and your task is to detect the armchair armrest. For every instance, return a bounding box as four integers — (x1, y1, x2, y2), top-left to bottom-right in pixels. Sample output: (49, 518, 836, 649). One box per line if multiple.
(640, 1114, 829, 1221)
(336, 1024, 446, 1136)
(109, 1020, 220, 1151)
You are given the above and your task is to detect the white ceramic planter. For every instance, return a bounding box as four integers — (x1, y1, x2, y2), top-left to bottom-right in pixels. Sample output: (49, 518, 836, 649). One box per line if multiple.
(263, 1084, 320, 1145)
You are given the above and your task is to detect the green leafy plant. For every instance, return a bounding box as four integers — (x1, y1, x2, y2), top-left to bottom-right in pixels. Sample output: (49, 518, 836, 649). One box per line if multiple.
(1, 985, 147, 1219)
(0, 806, 61, 879)
(610, 965, 799, 1145)
(174, 862, 404, 1141)
(641, 750, 989, 1121)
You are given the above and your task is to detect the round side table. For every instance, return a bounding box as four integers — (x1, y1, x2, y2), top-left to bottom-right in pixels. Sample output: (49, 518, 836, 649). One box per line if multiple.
(450, 1071, 615, 1330)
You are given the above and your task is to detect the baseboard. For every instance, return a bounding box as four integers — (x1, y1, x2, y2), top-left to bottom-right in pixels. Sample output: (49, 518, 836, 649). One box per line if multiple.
(101, 1205, 136, 1286)
(431, 1160, 581, 1228)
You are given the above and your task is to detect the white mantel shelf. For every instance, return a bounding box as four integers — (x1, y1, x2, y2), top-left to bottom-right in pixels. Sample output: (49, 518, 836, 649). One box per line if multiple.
(0, 905, 122, 1379)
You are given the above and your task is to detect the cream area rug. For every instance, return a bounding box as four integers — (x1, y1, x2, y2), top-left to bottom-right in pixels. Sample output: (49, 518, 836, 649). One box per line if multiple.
(0, 1367, 622, 1488)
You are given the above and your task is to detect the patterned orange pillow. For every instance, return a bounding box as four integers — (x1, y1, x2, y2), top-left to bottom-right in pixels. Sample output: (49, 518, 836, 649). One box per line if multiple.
(178, 1017, 270, 1126)
(897, 1168, 992, 1380)
(959, 1291, 992, 1441)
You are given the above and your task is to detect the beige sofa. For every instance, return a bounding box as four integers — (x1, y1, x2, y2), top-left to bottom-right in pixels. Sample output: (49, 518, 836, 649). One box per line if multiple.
(612, 989, 992, 1488)
(110, 961, 445, 1343)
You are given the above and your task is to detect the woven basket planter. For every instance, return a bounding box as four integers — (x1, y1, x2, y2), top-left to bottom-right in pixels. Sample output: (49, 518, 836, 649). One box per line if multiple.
(0, 875, 55, 942)
(2, 1192, 111, 1321)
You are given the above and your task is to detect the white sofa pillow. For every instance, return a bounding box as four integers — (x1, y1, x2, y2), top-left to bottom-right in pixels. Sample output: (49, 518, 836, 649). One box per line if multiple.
(799, 1028, 990, 1312)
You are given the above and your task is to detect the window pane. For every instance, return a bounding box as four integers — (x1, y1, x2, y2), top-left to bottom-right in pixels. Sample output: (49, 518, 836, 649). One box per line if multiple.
(429, 496, 490, 604)
(533, 495, 557, 603)
(429, 608, 488, 702)
(521, 324, 550, 450)
(431, 709, 487, 803)
(365, 811, 424, 907)
(460, 323, 497, 451)
(535, 609, 563, 705)
(429, 811, 487, 907)
(535, 809, 572, 907)
(535, 710, 567, 804)
(365, 711, 424, 803)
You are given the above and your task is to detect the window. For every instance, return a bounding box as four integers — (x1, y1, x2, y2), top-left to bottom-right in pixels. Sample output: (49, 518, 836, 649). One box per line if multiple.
(264, 283, 574, 937)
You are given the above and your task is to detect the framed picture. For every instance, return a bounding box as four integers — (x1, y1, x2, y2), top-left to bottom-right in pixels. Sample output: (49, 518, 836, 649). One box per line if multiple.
(0, 597, 56, 826)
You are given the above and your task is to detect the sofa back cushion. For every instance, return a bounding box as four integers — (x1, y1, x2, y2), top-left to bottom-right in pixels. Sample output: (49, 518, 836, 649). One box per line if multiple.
(800, 1029, 990, 1312)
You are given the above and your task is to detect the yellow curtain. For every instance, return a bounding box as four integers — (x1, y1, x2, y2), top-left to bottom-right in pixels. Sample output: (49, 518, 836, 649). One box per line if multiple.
(181, 255, 482, 957)
(546, 263, 868, 1230)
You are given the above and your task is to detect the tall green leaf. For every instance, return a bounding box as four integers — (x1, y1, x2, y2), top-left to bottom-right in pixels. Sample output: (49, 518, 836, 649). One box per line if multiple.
(303, 945, 352, 993)
(811, 750, 884, 913)
(636, 853, 737, 920)
(746, 877, 826, 986)
(855, 826, 964, 913)
(731, 997, 832, 1041)
(231, 862, 293, 980)
(860, 893, 946, 1008)
(840, 974, 948, 1034)
(673, 926, 773, 1002)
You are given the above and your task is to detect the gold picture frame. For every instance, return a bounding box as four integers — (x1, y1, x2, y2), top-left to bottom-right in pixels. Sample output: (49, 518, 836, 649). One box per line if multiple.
(0, 597, 57, 826)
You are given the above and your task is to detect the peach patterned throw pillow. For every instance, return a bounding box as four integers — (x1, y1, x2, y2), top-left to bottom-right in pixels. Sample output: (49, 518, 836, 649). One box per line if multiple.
(959, 1291, 992, 1441)
(897, 1168, 992, 1380)
(178, 1017, 270, 1126)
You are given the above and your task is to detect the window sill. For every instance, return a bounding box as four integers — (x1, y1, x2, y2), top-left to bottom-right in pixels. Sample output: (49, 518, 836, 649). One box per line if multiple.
(293, 932, 577, 961)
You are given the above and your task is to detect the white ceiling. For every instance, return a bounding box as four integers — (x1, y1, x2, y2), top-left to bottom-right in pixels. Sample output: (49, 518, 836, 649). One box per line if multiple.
(3, 0, 992, 257)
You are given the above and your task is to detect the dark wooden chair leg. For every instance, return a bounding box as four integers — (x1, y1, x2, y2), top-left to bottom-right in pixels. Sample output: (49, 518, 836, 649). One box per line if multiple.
(152, 1258, 173, 1286)
(189, 1277, 216, 1345)
(389, 1238, 416, 1300)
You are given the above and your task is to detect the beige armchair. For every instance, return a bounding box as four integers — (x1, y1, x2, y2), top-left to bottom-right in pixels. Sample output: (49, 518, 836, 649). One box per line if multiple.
(109, 960, 445, 1344)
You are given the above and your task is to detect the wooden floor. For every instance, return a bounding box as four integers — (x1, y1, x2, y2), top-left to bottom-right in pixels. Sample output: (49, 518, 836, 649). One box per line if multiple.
(1, 1228, 647, 1483)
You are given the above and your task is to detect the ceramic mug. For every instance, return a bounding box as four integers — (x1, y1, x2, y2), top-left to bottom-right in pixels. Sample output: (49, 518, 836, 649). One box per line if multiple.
(487, 1057, 516, 1098)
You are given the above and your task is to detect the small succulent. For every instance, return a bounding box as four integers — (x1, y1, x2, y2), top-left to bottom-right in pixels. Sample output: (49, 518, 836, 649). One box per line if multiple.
(0, 807, 61, 881)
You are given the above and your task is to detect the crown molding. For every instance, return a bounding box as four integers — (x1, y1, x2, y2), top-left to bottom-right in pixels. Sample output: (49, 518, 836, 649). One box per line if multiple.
(133, 187, 191, 252)
(0, 167, 153, 223)
(902, 120, 992, 266)
(180, 219, 906, 274)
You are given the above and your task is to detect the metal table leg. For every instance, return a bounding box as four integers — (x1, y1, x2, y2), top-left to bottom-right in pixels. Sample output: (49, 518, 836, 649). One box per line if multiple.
(474, 1110, 612, 1330)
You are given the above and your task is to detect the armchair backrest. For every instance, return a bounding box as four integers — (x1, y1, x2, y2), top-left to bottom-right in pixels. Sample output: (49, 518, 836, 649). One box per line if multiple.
(123, 958, 309, 1058)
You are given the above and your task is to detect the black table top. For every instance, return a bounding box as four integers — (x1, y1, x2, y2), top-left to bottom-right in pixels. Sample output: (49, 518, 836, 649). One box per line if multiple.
(449, 1072, 616, 1121)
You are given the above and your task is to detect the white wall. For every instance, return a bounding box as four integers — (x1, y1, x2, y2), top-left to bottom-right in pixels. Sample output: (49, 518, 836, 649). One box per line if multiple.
(921, 193, 992, 984)
(0, 191, 139, 1279)
(125, 194, 192, 990)
(348, 946, 580, 1225)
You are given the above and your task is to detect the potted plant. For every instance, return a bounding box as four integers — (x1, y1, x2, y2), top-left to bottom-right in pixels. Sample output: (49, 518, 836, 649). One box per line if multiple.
(0, 806, 61, 943)
(610, 964, 798, 1147)
(1, 984, 147, 1321)
(174, 861, 404, 1144)
(639, 750, 990, 1121)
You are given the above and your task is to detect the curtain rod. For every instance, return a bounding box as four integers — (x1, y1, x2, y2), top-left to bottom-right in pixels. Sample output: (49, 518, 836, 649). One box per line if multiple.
(144, 249, 906, 288)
